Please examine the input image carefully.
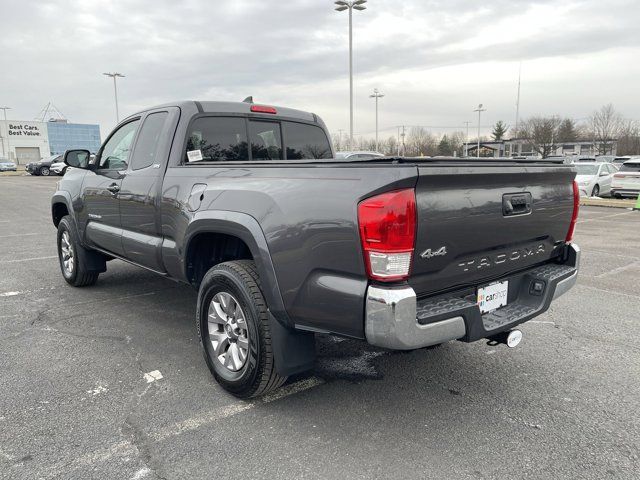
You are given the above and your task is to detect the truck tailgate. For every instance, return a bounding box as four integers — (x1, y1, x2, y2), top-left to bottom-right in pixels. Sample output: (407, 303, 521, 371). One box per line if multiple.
(410, 164, 576, 297)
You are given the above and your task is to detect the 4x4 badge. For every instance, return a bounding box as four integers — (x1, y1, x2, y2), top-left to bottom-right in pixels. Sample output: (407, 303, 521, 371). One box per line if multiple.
(420, 246, 447, 259)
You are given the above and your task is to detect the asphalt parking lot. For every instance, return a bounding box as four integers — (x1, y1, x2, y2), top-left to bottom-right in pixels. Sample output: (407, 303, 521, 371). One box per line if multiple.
(1, 176, 639, 480)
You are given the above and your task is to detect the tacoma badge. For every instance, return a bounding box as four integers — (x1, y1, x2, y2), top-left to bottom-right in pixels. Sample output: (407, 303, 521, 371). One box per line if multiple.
(420, 246, 447, 259)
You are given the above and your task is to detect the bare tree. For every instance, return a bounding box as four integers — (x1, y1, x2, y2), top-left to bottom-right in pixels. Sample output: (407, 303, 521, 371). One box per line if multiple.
(406, 127, 436, 156)
(589, 104, 623, 155)
(518, 116, 562, 158)
(617, 120, 640, 155)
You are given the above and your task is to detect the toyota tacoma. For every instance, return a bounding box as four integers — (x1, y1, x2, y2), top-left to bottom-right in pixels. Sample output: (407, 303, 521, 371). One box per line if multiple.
(52, 100, 580, 397)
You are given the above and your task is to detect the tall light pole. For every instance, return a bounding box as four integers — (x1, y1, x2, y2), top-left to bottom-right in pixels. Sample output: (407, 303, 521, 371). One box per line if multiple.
(463, 121, 471, 157)
(0, 106, 11, 161)
(369, 88, 384, 152)
(473, 104, 486, 159)
(335, 0, 367, 150)
(103, 72, 125, 123)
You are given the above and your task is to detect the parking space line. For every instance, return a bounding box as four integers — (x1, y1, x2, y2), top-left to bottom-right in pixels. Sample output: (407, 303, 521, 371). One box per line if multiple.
(44, 377, 324, 477)
(577, 210, 636, 223)
(595, 260, 640, 278)
(0, 255, 57, 263)
(0, 233, 40, 238)
(152, 376, 324, 442)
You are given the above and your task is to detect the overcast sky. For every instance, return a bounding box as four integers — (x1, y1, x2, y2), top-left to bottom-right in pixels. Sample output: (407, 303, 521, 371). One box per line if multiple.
(1, 0, 639, 140)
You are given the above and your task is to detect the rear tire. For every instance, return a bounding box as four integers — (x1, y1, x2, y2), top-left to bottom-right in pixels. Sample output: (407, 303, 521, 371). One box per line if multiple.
(57, 216, 100, 287)
(197, 260, 287, 398)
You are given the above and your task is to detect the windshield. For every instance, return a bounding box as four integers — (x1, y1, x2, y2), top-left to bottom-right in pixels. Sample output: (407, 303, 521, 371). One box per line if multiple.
(620, 163, 640, 173)
(575, 165, 598, 175)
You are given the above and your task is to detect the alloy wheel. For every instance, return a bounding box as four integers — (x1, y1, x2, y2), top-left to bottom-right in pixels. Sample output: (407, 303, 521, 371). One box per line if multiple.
(60, 231, 74, 275)
(207, 292, 249, 372)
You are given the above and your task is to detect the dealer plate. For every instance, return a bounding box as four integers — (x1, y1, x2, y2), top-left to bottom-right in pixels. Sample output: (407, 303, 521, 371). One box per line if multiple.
(477, 281, 509, 314)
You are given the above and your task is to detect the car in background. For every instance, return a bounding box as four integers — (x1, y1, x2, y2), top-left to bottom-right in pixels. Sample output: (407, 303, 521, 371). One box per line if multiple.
(51, 153, 95, 175)
(0, 158, 17, 172)
(573, 156, 597, 163)
(335, 151, 385, 160)
(574, 162, 616, 197)
(611, 159, 640, 198)
(25, 154, 62, 176)
(595, 155, 616, 164)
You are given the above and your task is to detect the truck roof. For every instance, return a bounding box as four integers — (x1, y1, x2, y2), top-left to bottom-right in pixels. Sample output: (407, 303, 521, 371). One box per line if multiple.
(131, 100, 317, 123)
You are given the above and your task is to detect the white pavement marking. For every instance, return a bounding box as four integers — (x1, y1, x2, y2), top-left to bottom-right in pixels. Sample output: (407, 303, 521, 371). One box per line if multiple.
(0, 232, 40, 239)
(528, 320, 556, 325)
(152, 376, 324, 442)
(577, 210, 636, 223)
(0, 255, 57, 263)
(579, 284, 640, 300)
(143, 370, 163, 383)
(0, 291, 21, 297)
(130, 467, 151, 480)
(50, 376, 324, 476)
(595, 260, 640, 278)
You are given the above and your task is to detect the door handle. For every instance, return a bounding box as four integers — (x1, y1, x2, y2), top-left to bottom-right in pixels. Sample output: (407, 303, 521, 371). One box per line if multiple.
(107, 184, 120, 194)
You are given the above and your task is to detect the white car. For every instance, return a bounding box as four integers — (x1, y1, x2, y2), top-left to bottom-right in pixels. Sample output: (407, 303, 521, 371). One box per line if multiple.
(611, 159, 640, 198)
(50, 159, 67, 175)
(574, 162, 616, 197)
(335, 151, 385, 160)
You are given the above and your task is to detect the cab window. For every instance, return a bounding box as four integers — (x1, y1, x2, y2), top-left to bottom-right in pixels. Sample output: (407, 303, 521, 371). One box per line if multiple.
(184, 117, 248, 162)
(99, 120, 140, 170)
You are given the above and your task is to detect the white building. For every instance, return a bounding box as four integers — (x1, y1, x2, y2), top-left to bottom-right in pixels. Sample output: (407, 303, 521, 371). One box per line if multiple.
(0, 120, 51, 164)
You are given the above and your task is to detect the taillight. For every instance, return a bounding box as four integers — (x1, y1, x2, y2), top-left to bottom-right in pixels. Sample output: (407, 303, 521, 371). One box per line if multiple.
(250, 105, 277, 114)
(565, 180, 579, 242)
(358, 189, 416, 281)
(613, 173, 623, 179)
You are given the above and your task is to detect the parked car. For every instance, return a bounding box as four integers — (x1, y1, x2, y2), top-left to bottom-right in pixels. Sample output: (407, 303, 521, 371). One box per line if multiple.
(51, 154, 95, 175)
(611, 159, 640, 198)
(25, 154, 62, 176)
(335, 151, 385, 160)
(52, 100, 580, 398)
(573, 156, 597, 163)
(574, 162, 616, 197)
(0, 158, 17, 172)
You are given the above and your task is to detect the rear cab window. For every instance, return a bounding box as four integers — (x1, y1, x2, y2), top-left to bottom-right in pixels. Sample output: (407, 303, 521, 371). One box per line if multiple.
(183, 116, 331, 163)
(620, 163, 640, 172)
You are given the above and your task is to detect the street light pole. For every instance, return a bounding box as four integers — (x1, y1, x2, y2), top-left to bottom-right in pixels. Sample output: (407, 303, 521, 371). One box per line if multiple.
(0, 106, 11, 161)
(369, 88, 384, 152)
(103, 72, 125, 123)
(335, 0, 367, 150)
(473, 104, 486, 159)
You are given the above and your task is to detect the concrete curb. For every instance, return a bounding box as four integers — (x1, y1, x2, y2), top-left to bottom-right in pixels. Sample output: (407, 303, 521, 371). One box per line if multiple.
(580, 197, 637, 209)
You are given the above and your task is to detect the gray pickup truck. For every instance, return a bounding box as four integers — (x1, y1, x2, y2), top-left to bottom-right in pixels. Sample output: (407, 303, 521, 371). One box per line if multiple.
(52, 100, 580, 398)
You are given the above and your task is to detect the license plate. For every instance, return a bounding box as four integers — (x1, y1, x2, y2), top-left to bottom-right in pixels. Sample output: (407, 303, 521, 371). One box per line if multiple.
(477, 281, 509, 314)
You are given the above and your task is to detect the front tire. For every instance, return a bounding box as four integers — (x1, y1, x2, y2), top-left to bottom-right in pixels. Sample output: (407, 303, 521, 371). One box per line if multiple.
(57, 216, 100, 287)
(197, 260, 287, 398)
(592, 185, 600, 197)
(40, 167, 50, 176)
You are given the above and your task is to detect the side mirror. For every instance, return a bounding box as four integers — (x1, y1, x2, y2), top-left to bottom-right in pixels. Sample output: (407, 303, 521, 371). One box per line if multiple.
(64, 149, 91, 169)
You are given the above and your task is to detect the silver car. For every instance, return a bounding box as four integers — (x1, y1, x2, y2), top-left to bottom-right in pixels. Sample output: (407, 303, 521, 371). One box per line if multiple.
(0, 158, 17, 172)
(335, 151, 385, 160)
(574, 162, 616, 197)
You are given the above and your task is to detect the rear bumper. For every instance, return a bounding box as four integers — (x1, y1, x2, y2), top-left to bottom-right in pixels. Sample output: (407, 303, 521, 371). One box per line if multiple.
(365, 243, 580, 350)
(611, 188, 639, 198)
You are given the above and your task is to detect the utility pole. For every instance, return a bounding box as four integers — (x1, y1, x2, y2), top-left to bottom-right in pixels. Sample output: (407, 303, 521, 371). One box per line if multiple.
(473, 104, 486, 159)
(103, 72, 125, 123)
(514, 61, 522, 139)
(463, 121, 471, 157)
(0, 106, 11, 161)
(369, 88, 384, 152)
(400, 125, 406, 156)
(334, 1, 367, 150)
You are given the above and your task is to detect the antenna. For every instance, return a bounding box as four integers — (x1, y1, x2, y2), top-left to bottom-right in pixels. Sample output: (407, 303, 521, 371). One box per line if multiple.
(514, 62, 522, 138)
(242, 96, 254, 104)
(36, 102, 66, 122)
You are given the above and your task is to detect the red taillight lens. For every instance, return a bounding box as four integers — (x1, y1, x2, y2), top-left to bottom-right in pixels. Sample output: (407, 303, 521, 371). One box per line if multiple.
(565, 180, 580, 242)
(250, 105, 277, 114)
(358, 189, 416, 281)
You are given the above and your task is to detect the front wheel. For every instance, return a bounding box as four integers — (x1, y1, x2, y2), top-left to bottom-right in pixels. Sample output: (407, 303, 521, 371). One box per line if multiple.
(196, 260, 287, 398)
(40, 167, 50, 176)
(57, 216, 100, 287)
(592, 185, 600, 197)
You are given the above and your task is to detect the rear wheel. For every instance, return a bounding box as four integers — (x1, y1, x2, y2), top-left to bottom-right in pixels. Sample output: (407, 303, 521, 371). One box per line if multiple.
(592, 184, 600, 197)
(40, 167, 50, 176)
(57, 216, 100, 287)
(197, 260, 287, 398)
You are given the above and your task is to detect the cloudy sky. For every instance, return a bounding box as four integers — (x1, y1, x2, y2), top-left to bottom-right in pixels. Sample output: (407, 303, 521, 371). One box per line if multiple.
(1, 0, 639, 140)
